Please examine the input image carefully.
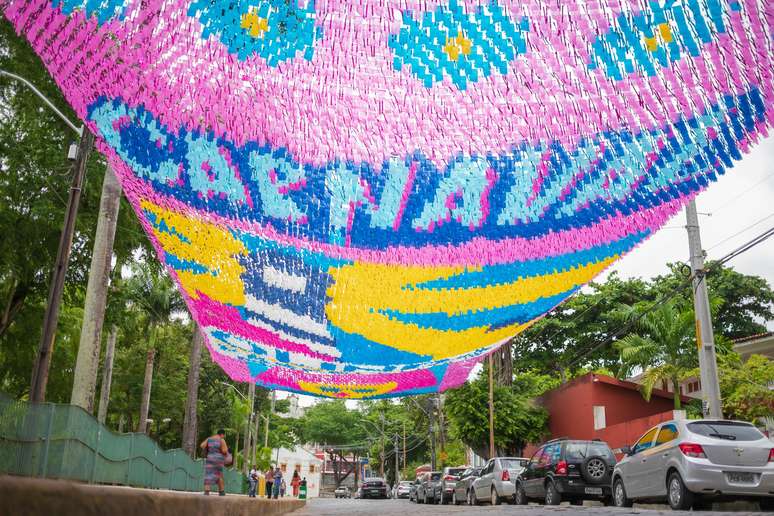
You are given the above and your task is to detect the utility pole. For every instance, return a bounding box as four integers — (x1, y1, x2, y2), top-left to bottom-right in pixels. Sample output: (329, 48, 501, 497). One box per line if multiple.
(428, 400, 436, 471)
(685, 200, 723, 418)
(71, 164, 122, 412)
(96, 326, 117, 424)
(394, 434, 400, 486)
(488, 353, 495, 459)
(402, 420, 406, 472)
(1, 69, 91, 405)
(379, 413, 385, 478)
(31, 129, 94, 402)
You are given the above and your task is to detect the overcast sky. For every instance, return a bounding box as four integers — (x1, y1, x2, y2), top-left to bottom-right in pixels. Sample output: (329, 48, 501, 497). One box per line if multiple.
(285, 134, 774, 409)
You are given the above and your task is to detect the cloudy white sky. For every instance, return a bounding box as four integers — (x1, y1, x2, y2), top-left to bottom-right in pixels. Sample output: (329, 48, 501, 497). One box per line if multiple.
(284, 134, 774, 409)
(600, 134, 774, 292)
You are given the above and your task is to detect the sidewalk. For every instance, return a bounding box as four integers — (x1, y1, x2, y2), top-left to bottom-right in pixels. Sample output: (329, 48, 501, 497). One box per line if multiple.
(0, 475, 304, 516)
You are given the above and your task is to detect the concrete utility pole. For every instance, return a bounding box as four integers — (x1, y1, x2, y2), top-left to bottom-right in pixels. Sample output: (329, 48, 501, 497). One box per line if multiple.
(182, 327, 204, 457)
(394, 434, 399, 485)
(1, 69, 90, 404)
(379, 413, 385, 478)
(488, 353, 495, 459)
(31, 129, 94, 402)
(428, 401, 436, 471)
(685, 200, 723, 418)
(137, 347, 155, 433)
(71, 165, 122, 412)
(96, 326, 118, 424)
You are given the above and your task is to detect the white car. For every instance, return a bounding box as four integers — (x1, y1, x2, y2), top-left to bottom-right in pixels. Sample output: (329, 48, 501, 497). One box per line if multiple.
(612, 419, 774, 511)
(334, 486, 351, 498)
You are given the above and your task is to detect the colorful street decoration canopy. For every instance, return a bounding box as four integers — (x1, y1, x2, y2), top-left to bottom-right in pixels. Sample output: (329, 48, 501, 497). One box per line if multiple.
(3, 0, 771, 398)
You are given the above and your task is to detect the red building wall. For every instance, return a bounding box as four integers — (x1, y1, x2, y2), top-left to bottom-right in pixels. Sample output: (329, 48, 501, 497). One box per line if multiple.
(524, 373, 687, 457)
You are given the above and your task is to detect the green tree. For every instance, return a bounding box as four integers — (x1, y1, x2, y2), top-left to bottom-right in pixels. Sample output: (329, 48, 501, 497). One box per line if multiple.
(614, 299, 700, 409)
(444, 371, 550, 459)
(716, 353, 774, 421)
(299, 400, 366, 446)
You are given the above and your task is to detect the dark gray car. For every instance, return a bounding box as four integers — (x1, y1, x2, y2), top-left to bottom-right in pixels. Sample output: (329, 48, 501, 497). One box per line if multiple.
(452, 467, 481, 505)
(434, 466, 467, 504)
(416, 471, 441, 504)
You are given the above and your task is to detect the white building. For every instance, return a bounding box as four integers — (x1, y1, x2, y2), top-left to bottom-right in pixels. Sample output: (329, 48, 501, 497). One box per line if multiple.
(272, 446, 323, 498)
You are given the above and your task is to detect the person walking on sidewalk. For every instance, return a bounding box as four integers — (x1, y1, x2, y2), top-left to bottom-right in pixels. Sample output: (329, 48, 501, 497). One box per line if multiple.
(200, 429, 228, 496)
(272, 466, 283, 499)
(265, 466, 275, 498)
(290, 470, 301, 497)
(248, 465, 259, 498)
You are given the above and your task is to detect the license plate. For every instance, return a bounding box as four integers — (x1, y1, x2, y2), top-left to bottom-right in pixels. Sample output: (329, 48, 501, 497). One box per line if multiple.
(584, 487, 603, 495)
(726, 472, 757, 484)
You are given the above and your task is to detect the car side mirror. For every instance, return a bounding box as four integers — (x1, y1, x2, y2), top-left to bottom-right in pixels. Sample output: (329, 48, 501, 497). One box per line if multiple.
(620, 445, 632, 456)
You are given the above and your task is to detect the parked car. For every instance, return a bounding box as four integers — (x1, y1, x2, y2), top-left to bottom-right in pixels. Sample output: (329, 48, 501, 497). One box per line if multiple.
(612, 419, 774, 511)
(416, 471, 441, 504)
(472, 457, 528, 505)
(452, 467, 481, 505)
(334, 486, 351, 498)
(409, 477, 421, 502)
(395, 480, 412, 499)
(359, 477, 389, 499)
(433, 466, 467, 504)
(515, 438, 615, 506)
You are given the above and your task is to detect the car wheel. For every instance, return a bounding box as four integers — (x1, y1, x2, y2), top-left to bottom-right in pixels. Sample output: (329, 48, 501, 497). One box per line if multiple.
(514, 484, 527, 505)
(545, 481, 561, 506)
(491, 487, 502, 505)
(452, 491, 457, 505)
(613, 477, 633, 508)
(667, 471, 695, 511)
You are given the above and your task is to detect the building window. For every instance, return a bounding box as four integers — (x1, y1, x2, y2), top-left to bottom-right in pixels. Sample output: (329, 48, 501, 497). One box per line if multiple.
(593, 405, 606, 430)
(280, 463, 287, 472)
(309, 465, 315, 473)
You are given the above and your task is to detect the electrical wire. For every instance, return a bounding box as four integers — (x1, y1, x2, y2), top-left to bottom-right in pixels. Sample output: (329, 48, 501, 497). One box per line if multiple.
(555, 225, 774, 370)
(706, 212, 774, 251)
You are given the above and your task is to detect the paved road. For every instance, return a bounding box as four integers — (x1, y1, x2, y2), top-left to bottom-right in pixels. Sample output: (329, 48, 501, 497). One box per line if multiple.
(292, 498, 767, 515)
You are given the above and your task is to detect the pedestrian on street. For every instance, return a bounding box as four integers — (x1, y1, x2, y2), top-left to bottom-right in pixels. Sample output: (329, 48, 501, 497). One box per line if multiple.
(291, 470, 301, 497)
(248, 465, 259, 498)
(273, 466, 283, 499)
(265, 466, 275, 498)
(200, 429, 228, 496)
(280, 478, 287, 497)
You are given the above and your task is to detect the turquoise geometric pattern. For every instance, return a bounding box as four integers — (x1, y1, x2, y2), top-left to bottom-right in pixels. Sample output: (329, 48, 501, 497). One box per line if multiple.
(588, 0, 737, 80)
(187, 0, 322, 64)
(389, 0, 529, 90)
(52, 0, 127, 24)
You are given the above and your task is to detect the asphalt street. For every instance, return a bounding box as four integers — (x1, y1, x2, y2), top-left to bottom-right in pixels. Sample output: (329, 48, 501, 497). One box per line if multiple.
(292, 498, 769, 515)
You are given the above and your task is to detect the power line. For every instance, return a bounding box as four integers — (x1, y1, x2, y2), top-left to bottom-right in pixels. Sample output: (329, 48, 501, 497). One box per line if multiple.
(706, 212, 774, 251)
(557, 225, 774, 370)
(708, 172, 774, 215)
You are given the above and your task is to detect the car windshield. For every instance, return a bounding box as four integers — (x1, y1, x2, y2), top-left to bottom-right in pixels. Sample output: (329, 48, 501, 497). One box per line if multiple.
(688, 421, 765, 441)
(400, 481, 412, 486)
(430, 473, 441, 480)
(500, 459, 527, 469)
(447, 468, 465, 476)
(565, 441, 615, 461)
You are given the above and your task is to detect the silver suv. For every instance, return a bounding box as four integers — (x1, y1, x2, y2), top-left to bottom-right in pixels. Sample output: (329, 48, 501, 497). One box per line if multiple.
(612, 419, 774, 511)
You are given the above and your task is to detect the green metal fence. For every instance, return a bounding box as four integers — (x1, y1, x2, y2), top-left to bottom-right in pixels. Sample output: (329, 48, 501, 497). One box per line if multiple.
(0, 395, 244, 493)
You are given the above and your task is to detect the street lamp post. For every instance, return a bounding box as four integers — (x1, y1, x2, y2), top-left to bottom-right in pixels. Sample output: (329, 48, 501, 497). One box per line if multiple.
(0, 69, 94, 404)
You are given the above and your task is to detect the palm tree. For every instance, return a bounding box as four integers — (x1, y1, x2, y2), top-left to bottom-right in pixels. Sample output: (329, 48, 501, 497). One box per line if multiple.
(615, 299, 698, 409)
(124, 264, 185, 433)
